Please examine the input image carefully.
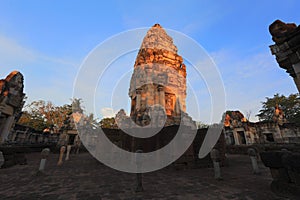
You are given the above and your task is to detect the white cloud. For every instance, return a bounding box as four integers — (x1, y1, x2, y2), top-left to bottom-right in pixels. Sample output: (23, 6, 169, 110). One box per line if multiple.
(0, 34, 80, 108)
(209, 48, 297, 122)
(100, 107, 116, 118)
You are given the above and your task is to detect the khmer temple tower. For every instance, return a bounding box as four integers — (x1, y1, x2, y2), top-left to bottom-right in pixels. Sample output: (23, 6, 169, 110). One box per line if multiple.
(128, 24, 188, 126)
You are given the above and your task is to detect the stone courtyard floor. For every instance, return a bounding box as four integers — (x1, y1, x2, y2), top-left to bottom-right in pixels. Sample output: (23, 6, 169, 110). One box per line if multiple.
(0, 152, 293, 200)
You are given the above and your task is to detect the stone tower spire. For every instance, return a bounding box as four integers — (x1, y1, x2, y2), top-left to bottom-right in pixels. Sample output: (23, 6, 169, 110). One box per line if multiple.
(129, 24, 187, 126)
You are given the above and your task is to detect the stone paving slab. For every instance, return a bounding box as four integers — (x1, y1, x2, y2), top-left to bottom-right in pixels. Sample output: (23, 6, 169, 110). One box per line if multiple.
(0, 152, 291, 199)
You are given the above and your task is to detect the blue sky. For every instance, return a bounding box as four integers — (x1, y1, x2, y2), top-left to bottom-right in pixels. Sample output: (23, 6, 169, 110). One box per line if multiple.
(0, 0, 299, 123)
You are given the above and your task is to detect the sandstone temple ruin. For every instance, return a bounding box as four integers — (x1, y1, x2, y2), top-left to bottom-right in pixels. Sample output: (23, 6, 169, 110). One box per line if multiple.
(269, 20, 300, 93)
(0, 71, 25, 143)
(123, 24, 193, 127)
(223, 110, 300, 145)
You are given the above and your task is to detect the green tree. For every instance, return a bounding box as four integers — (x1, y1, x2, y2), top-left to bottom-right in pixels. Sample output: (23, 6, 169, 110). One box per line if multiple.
(18, 100, 73, 132)
(99, 117, 116, 128)
(18, 110, 47, 131)
(257, 93, 300, 125)
(71, 98, 84, 113)
(17, 98, 97, 131)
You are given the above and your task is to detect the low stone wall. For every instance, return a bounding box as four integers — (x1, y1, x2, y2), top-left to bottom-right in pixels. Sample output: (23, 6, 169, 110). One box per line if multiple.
(0, 144, 56, 168)
(262, 143, 300, 152)
(101, 126, 226, 168)
(1, 126, 226, 169)
(226, 143, 300, 155)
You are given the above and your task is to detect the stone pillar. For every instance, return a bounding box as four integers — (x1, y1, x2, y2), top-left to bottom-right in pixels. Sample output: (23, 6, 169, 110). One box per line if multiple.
(154, 90, 159, 105)
(144, 97, 148, 109)
(39, 148, 50, 172)
(136, 88, 142, 110)
(157, 86, 165, 108)
(74, 135, 81, 154)
(0, 115, 15, 143)
(210, 149, 222, 180)
(175, 97, 181, 115)
(233, 130, 240, 145)
(0, 151, 4, 168)
(11, 131, 17, 142)
(65, 145, 72, 161)
(57, 146, 66, 166)
(248, 148, 260, 174)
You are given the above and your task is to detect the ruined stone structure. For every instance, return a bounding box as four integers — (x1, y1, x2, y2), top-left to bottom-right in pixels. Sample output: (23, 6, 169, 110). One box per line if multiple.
(7, 124, 59, 145)
(269, 20, 300, 93)
(260, 23, 300, 196)
(224, 111, 247, 128)
(56, 112, 82, 148)
(128, 24, 191, 126)
(0, 71, 25, 143)
(224, 110, 300, 145)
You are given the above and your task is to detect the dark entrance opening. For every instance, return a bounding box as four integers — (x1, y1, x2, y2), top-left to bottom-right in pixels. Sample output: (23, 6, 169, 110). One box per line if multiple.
(68, 134, 76, 145)
(237, 131, 246, 144)
(226, 132, 235, 145)
(265, 133, 275, 142)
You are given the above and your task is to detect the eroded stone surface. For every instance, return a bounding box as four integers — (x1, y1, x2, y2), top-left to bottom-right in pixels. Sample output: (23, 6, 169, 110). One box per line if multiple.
(128, 24, 194, 127)
(269, 20, 300, 93)
(0, 71, 25, 143)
